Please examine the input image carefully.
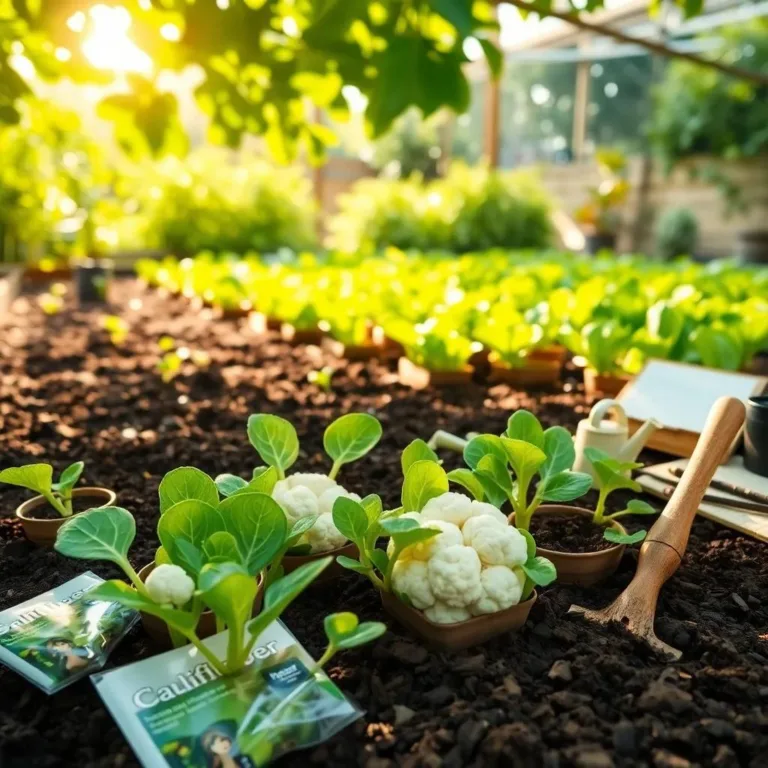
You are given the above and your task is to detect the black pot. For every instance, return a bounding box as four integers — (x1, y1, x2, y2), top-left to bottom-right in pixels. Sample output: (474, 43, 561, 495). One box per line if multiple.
(744, 396, 768, 477)
(584, 233, 617, 255)
(76, 259, 112, 304)
(737, 230, 768, 265)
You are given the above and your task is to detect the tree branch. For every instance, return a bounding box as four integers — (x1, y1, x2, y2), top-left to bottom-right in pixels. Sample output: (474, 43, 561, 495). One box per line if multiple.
(501, 0, 768, 87)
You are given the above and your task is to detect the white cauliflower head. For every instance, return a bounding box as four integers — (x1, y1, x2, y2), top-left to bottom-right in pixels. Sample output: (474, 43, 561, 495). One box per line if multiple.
(424, 602, 472, 625)
(462, 513, 508, 544)
(282, 472, 339, 497)
(317, 485, 361, 516)
(145, 564, 195, 608)
(391, 559, 435, 610)
(464, 523, 528, 567)
(303, 512, 348, 554)
(426, 545, 482, 607)
(470, 565, 525, 616)
(400, 519, 463, 562)
(467, 500, 509, 526)
(421, 492, 474, 528)
(272, 484, 319, 525)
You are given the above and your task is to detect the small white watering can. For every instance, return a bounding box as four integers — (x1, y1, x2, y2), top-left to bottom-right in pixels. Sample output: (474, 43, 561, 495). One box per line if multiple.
(573, 399, 662, 487)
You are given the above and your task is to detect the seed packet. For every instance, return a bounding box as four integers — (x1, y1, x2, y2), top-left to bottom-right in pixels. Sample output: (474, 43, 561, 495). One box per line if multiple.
(93, 620, 362, 768)
(0, 571, 138, 694)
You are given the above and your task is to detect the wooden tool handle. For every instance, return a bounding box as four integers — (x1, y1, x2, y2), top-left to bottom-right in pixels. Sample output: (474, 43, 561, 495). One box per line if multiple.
(638, 396, 746, 584)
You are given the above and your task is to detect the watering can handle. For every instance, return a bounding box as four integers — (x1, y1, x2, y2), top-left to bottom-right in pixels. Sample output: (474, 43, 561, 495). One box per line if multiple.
(588, 399, 628, 429)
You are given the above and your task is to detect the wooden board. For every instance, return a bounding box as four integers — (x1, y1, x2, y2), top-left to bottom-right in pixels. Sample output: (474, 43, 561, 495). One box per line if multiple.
(618, 360, 766, 458)
(637, 457, 768, 543)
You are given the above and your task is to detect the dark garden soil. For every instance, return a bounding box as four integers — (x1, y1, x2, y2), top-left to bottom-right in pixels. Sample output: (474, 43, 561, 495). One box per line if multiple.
(1, 280, 767, 768)
(531, 515, 616, 554)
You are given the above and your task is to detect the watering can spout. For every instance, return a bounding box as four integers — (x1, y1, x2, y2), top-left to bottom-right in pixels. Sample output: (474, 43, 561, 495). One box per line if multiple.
(618, 417, 662, 462)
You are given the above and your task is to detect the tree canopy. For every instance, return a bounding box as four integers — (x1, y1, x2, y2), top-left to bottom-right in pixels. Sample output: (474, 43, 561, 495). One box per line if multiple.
(1, 0, 707, 162)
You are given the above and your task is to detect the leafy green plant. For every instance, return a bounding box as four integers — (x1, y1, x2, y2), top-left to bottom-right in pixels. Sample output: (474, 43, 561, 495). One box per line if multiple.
(450, 410, 592, 531)
(584, 448, 657, 545)
(102, 315, 129, 345)
(654, 207, 699, 260)
(0, 462, 85, 517)
(307, 367, 334, 392)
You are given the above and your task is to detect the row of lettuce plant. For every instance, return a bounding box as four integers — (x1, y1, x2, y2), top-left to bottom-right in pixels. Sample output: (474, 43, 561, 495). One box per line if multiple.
(136, 249, 768, 377)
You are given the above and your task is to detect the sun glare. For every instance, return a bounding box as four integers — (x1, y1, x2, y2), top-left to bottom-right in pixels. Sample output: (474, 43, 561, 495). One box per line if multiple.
(77, 4, 153, 75)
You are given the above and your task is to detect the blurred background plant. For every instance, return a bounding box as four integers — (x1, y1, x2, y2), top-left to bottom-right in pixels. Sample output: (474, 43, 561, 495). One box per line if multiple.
(574, 149, 629, 238)
(654, 208, 699, 260)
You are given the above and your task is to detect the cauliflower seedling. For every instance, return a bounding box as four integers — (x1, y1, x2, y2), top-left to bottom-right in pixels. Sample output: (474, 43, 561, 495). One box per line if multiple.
(318, 485, 361, 516)
(464, 523, 528, 567)
(391, 559, 435, 610)
(424, 602, 472, 624)
(421, 492, 474, 528)
(470, 565, 525, 616)
(426, 545, 483, 607)
(145, 564, 195, 608)
(304, 512, 348, 554)
(273, 484, 319, 525)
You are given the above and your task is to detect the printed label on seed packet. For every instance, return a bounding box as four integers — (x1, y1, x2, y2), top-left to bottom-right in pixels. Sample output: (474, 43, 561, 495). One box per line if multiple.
(92, 621, 361, 768)
(0, 571, 138, 694)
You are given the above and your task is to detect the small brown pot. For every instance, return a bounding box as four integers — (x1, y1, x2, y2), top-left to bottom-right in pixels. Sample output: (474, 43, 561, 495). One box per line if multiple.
(16, 487, 116, 547)
(488, 358, 562, 387)
(380, 589, 537, 652)
(280, 324, 325, 346)
(137, 563, 265, 648)
(371, 327, 405, 359)
(281, 542, 359, 583)
(583, 368, 631, 397)
(529, 345, 567, 364)
(322, 338, 381, 362)
(398, 357, 474, 390)
(528, 505, 627, 586)
(215, 304, 253, 320)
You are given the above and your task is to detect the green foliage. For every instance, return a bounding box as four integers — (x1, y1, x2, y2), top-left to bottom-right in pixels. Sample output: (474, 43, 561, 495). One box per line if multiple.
(401, 460, 449, 512)
(324, 413, 383, 479)
(0, 461, 89, 517)
(328, 164, 553, 254)
(247, 414, 300, 479)
(654, 207, 699, 260)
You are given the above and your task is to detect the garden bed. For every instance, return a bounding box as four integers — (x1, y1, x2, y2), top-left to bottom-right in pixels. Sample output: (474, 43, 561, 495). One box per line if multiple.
(0, 280, 766, 768)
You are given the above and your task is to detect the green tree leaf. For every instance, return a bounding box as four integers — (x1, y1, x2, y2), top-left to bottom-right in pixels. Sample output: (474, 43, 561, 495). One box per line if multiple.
(541, 426, 576, 478)
(0, 464, 53, 496)
(539, 471, 592, 502)
(401, 438, 440, 475)
(505, 410, 545, 448)
(219, 492, 287, 576)
(447, 468, 486, 501)
(332, 496, 368, 548)
(402, 460, 449, 512)
(479, 38, 503, 79)
(247, 414, 299, 475)
(159, 467, 219, 514)
(324, 413, 382, 468)
(55, 506, 135, 567)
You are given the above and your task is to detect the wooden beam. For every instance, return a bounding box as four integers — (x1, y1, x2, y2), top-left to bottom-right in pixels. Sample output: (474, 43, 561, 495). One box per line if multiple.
(483, 71, 501, 167)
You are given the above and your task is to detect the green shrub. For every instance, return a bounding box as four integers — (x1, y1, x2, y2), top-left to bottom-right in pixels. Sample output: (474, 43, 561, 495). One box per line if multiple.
(328, 163, 552, 253)
(654, 208, 699, 260)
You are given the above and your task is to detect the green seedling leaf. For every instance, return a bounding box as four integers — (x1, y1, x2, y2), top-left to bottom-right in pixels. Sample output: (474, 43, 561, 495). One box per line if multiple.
(336, 556, 369, 574)
(285, 515, 318, 550)
(402, 460, 448, 512)
(158, 500, 221, 573)
(360, 494, 383, 523)
(541, 426, 576, 478)
(324, 413, 382, 473)
(247, 466, 278, 494)
(505, 410, 544, 449)
(286, 544, 312, 556)
(248, 557, 331, 640)
(155, 546, 171, 566)
(215, 474, 248, 498)
(522, 555, 557, 587)
(401, 439, 439, 475)
(476, 454, 513, 493)
(379, 517, 419, 535)
(54, 462, 85, 494)
(447, 468, 485, 501)
(55, 506, 135, 566)
(369, 548, 389, 575)
(539, 471, 592, 503)
(331, 619, 387, 650)
(199, 561, 259, 643)
(603, 528, 647, 545)
(591, 459, 641, 495)
(390, 526, 441, 552)
(463, 434, 507, 471)
(324, 611, 358, 645)
(219, 492, 287, 576)
(159, 467, 219, 514)
(501, 438, 547, 487)
(175, 537, 205, 576)
(0, 464, 53, 496)
(520, 529, 537, 561)
(203, 531, 241, 563)
(332, 496, 368, 548)
(624, 499, 657, 515)
(90, 580, 198, 635)
(247, 414, 299, 475)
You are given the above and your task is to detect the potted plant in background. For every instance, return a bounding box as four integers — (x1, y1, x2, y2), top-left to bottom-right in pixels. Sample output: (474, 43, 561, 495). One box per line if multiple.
(1, 462, 115, 546)
(574, 149, 629, 255)
(654, 207, 699, 260)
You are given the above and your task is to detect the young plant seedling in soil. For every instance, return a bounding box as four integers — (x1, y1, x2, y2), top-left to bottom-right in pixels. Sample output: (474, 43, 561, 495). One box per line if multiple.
(331, 445, 556, 624)
(216, 413, 382, 556)
(0, 462, 85, 517)
(448, 410, 593, 531)
(584, 447, 657, 545)
(54, 467, 385, 676)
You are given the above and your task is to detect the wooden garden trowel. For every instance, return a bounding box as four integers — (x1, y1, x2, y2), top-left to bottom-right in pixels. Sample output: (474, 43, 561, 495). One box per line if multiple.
(568, 396, 746, 660)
